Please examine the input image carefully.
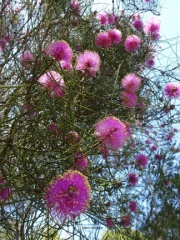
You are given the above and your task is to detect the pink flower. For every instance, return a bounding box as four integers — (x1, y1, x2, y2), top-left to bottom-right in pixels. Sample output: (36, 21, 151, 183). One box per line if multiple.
(120, 91, 137, 108)
(155, 154, 162, 160)
(37, 71, 65, 97)
(121, 215, 131, 227)
(3, 34, 11, 43)
(45, 170, 91, 221)
(164, 82, 180, 98)
(48, 123, 58, 132)
(0, 177, 11, 202)
(95, 32, 112, 48)
(23, 104, 37, 118)
(97, 12, 108, 25)
(151, 145, 157, 151)
(151, 31, 160, 41)
(146, 55, 155, 68)
(59, 60, 73, 70)
(145, 139, 151, 144)
(131, 15, 143, 30)
(95, 116, 127, 151)
(70, 0, 81, 14)
(105, 217, 113, 227)
(19, 51, 35, 67)
(121, 73, 141, 93)
(124, 35, 141, 52)
(167, 134, 173, 141)
(144, 16, 160, 39)
(76, 51, 101, 77)
(47, 41, 73, 62)
(74, 153, 89, 171)
(128, 173, 138, 186)
(129, 201, 137, 212)
(136, 154, 148, 167)
(108, 29, 122, 44)
(107, 14, 115, 25)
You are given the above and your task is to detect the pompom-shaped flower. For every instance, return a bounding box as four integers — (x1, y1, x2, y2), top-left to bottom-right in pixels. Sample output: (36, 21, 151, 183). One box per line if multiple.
(19, 51, 35, 67)
(121, 215, 131, 227)
(129, 200, 137, 212)
(120, 91, 137, 108)
(124, 35, 141, 52)
(151, 145, 157, 151)
(108, 29, 122, 44)
(74, 153, 89, 171)
(164, 82, 180, 98)
(136, 154, 148, 167)
(107, 13, 115, 25)
(70, 0, 81, 14)
(45, 170, 91, 221)
(37, 71, 65, 97)
(94, 116, 127, 151)
(97, 12, 108, 25)
(47, 41, 73, 62)
(0, 177, 11, 202)
(132, 19, 144, 31)
(121, 73, 141, 93)
(105, 217, 113, 227)
(95, 32, 112, 48)
(146, 55, 155, 68)
(144, 16, 161, 35)
(76, 51, 101, 77)
(128, 173, 138, 186)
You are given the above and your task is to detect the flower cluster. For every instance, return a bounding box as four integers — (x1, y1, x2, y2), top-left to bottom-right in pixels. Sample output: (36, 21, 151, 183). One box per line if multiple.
(76, 51, 101, 77)
(74, 153, 89, 171)
(95, 29, 122, 48)
(95, 116, 128, 151)
(124, 34, 141, 52)
(121, 215, 131, 227)
(136, 154, 148, 167)
(119, 91, 137, 108)
(144, 16, 161, 40)
(45, 170, 91, 221)
(47, 41, 73, 63)
(164, 82, 180, 98)
(121, 73, 141, 93)
(146, 54, 155, 68)
(70, 0, 81, 14)
(131, 15, 143, 31)
(19, 51, 35, 67)
(97, 12, 119, 25)
(128, 173, 138, 186)
(37, 71, 65, 97)
(129, 200, 137, 212)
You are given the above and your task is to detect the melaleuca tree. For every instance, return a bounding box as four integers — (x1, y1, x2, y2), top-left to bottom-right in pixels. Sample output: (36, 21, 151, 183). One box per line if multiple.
(0, 0, 180, 239)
